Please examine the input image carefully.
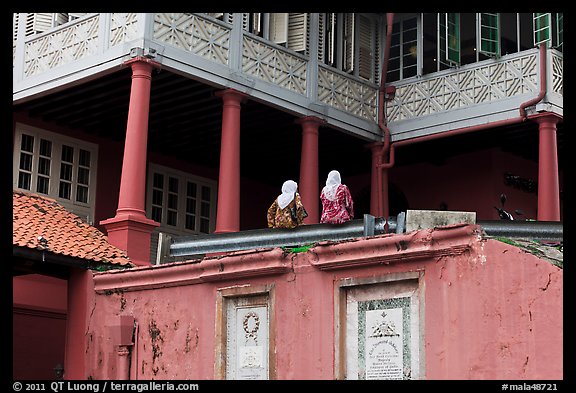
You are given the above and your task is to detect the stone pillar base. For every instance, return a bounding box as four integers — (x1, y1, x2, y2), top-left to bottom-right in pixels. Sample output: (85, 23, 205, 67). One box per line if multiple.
(100, 214, 160, 266)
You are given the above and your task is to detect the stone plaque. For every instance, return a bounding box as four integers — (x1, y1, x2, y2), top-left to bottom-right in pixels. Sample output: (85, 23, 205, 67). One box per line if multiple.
(226, 304, 269, 380)
(362, 305, 405, 379)
(344, 278, 421, 380)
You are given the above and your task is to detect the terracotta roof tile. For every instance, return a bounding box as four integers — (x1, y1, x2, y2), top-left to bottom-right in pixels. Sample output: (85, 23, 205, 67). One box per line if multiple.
(13, 190, 133, 267)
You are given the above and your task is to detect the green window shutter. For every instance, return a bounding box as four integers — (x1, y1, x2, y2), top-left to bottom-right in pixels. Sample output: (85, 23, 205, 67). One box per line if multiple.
(447, 13, 460, 64)
(533, 13, 552, 47)
(287, 13, 307, 52)
(439, 13, 460, 66)
(556, 13, 563, 50)
(479, 13, 500, 57)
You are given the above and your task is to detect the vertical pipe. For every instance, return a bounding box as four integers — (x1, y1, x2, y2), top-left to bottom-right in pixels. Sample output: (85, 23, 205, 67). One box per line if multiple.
(116, 346, 131, 380)
(215, 89, 247, 233)
(375, 13, 394, 220)
(369, 143, 383, 215)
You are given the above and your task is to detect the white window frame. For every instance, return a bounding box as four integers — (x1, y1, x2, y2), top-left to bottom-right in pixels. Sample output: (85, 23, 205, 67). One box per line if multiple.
(388, 15, 420, 81)
(13, 123, 98, 224)
(146, 163, 217, 235)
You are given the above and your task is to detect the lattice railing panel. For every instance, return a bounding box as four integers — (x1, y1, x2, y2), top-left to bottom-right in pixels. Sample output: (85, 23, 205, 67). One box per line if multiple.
(24, 14, 100, 77)
(153, 13, 230, 65)
(386, 52, 539, 122)
(551, 51, 563, 96)
(109, 13, 139, 47)
(317, 66, 378, 122)
(242, 36, 307, 95)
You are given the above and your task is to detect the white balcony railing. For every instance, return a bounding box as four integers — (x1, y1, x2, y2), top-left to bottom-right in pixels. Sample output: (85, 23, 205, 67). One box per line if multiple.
(14, 13, 562, 138)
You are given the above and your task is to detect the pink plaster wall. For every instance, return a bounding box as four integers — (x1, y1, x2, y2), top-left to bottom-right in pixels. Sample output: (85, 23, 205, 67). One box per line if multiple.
(423, 237, 563, 379)
(85, 225, 562, 380)
(13, 275, 67, 312)
(13, 275, 68, 380)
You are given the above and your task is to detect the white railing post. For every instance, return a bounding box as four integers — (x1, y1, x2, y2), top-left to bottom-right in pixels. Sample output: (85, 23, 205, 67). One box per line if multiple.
(307, 13, 320, 102)
(13, 13, 27, 85)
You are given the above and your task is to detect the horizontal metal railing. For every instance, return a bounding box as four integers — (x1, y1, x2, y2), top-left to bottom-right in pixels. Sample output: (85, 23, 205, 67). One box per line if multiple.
(169, 214, 404, 257)
(165, 214, 562, 259)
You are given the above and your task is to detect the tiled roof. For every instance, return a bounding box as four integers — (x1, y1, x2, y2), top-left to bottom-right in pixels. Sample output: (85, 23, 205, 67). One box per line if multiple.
(13, 190, 133, 267)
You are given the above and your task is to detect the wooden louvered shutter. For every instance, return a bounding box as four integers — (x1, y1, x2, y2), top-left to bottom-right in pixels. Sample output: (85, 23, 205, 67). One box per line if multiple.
(241, 13, 250, 31)
(358, 15, 373, 80)
(287, 13, 307, 52)
(26, 13, 53, 35)
(13, 13, 19, 43)
(207, 13, 224, 20)
(343, 13, 355, 73)
(252, 13, 262, 36)
(373, 16, 381, 82)
(270, 13, 289, 44)
(68, 13, 87, 20)
(53, 13, 68, 27)
(326, 13, 336, 66)
(317, 13, 325, 62)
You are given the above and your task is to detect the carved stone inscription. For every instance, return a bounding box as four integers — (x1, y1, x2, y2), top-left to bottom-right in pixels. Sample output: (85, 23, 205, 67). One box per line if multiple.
(226, 303, 269, 380)
(344, 278, 420, 380)
(364, 308, 404, 379)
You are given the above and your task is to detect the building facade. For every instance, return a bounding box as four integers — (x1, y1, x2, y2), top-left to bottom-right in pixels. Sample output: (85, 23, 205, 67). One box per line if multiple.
(12, 12, 563, 380)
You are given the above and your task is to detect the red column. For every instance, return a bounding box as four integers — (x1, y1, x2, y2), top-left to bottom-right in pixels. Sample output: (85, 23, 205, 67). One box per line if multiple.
(101, 58, 160, 266)
(215, 89, 247, 233)
(296, 116, 324, 224)
(535, 114, 561, 221)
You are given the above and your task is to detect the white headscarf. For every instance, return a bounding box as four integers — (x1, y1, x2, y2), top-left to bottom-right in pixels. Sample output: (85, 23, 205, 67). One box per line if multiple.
(277, 180, 298, 209)
(322, 170, 341, 201)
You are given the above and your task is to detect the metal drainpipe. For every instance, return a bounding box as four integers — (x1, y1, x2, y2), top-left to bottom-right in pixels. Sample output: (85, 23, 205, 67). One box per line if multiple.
(376, 42, 549, 214)
(520, 44, 547, 120)
(375, 13, 394, 222)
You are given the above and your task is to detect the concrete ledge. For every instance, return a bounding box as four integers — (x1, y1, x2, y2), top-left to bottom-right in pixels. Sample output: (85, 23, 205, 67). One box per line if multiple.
(405, 209, 476, 232)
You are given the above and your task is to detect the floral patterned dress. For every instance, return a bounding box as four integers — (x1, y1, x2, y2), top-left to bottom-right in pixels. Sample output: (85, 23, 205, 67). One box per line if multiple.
(320, 184, 354, 224)
(267, 193, 307, 229)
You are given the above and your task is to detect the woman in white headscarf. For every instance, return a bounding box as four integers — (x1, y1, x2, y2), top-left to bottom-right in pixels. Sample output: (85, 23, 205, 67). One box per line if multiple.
(320, 170, 354, 224)
(267, 180, 308, 229)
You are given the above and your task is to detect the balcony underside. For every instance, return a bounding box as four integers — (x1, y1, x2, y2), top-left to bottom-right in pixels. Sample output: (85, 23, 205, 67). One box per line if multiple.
(13, 68, 564, 187)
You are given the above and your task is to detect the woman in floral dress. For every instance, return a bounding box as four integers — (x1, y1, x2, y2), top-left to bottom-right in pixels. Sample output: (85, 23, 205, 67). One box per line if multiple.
(320, 170, 354, 224)
(267, 180, 308, 229)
